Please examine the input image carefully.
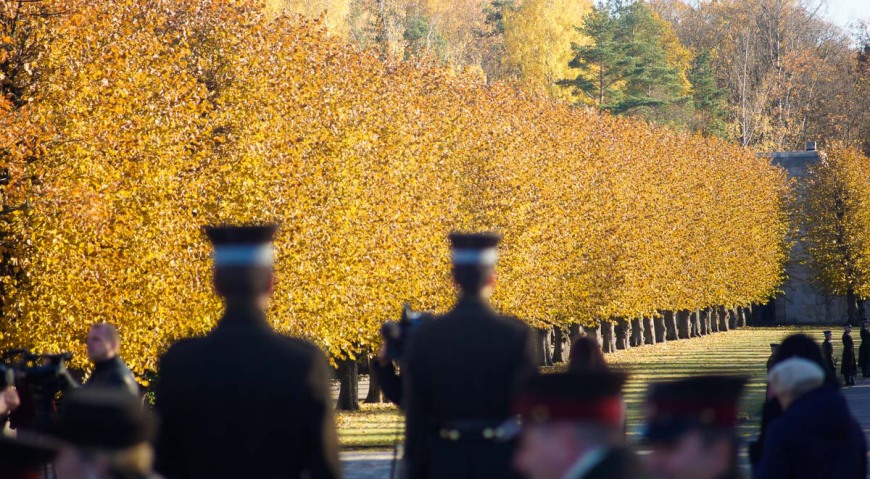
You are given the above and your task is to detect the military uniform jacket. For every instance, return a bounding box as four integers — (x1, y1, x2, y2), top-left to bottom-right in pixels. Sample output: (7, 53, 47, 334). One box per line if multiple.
(402, 296, 537, 479)
(842, 332, 857, 377)
(154, 304, 340, 479)
(822, 339, 836, 376)
(84, 356, 140, 397)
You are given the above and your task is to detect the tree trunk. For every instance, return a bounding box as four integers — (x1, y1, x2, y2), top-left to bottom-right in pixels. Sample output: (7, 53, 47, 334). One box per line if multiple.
(727, 308, 738, 329)
(664, 311, 678, 341)
(533, 328, 553, 366)
(615, 319, 631, 350)
(553, 326, 566, 363)
(644, 317, 656, 345)
(737, 307, 747, 328)
(583, 324, 602, 347)
(601, 321, 617, 353)
(690, 310, 701, 337)
(364, 358, 384, 404)
(710, 307, 719, 332)
(699, 309, 709, 335)
(718, 306, 730, 332)
(569, 323, 582, 342)
(655, 315, 668, 344)
(677, 310, 690, 339)
(336, 357, 360, 411)
(859, 300, 866, 322)
(631, 318, 645, 347)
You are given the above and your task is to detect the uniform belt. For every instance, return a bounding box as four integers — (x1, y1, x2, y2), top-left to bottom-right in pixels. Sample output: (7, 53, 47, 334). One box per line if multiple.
(437, 418, 519, 442)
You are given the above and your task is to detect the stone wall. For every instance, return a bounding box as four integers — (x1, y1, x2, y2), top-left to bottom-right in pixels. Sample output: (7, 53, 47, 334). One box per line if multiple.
(770, 148, 848, 324)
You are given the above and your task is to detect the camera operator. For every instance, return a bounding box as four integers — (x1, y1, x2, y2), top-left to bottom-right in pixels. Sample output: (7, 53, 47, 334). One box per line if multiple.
(374, 306, 432, 406)
(84, 323, 139, 397)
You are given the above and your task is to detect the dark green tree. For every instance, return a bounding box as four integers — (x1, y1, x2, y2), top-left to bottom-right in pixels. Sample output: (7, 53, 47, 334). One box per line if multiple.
(688, 51, 727, 137)
(559, 0, 688, 122)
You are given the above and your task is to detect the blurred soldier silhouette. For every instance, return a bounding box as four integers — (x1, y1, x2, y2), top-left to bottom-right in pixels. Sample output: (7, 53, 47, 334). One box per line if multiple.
(512, 371, 643, 479)
(402, 232, 537, 479)
(84, 323, 140, 397)
(642, 376, 747, 479)
(154, 225, 340, 479)
(53, 387, 159, 479)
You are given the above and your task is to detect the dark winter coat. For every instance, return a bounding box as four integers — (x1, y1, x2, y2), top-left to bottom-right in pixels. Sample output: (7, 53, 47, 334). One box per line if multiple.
(860, 327, 870, 371)
(154, 304, 340, 479)
(402, 296, 537, 479)
(842, 332, 857, 377)
(84, 356, 140, 397)
(755, 386, 867, 479)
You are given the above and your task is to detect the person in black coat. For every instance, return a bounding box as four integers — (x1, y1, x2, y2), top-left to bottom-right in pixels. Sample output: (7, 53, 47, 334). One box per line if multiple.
(154, 225, 340, 479)
(402, 232, 537, 479)
(842, 323, 857, 386)
(84, 323, 140, 397)
(512, 371, 644, 479)
(756, 357, 867, 479)
(859, 320, 870, 377)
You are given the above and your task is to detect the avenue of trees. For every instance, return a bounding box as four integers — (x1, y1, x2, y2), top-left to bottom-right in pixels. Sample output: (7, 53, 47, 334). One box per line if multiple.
(0, 0, 790, 380)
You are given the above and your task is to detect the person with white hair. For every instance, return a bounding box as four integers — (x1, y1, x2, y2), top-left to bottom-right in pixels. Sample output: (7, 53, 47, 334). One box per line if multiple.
(755, 357, 867, 479)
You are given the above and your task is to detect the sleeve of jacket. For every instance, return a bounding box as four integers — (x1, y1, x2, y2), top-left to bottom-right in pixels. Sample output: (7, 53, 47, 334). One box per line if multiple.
(305, 349, 342, 479)
(154, 355, 182, 479)
(755, 420, 792, 479)
(402, 335, 432, 479)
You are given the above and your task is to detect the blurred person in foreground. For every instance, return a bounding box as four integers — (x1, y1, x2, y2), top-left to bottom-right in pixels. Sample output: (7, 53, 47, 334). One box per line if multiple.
(1, 364, 21, 432)
(84, 323, 140, 397)
(755, 357, 866, 479)
(512, 370, 643, 479)
(0, 433, 57, 479)
(53, 387, 159, 479)
(860, 319, 870, 377)
(154, 225, 340, 479)
(402, 232, 537, 479)
(642, 375, 746, 479)
(749, 333, 839, 469)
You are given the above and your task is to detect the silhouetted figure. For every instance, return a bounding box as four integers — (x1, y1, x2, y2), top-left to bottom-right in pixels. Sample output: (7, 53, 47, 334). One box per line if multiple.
(567, 336, 608, 373)
(842, 323, 857, 386)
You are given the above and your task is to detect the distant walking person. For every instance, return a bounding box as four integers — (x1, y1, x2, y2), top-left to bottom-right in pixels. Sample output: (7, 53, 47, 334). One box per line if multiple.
(84, 323, 139, 397)
(756, 357, 867, 479)
(822, 331, 836, 380)
(842, 323, 857, 386)
(155, 225, 340, 479)
(860, 319, 870, 377)
(402, 232, 537, 479)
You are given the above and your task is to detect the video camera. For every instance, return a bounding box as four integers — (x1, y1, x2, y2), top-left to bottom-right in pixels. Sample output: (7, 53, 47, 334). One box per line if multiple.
(2, 348, 76, 431)
(380, 304, 429, 362)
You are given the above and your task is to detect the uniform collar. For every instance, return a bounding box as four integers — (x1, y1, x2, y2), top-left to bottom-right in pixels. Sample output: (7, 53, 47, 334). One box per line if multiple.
(561, 447, 608, 479)
(219, 302, 269, 327)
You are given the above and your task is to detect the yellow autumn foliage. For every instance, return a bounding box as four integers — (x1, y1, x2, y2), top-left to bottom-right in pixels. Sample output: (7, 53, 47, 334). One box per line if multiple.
(0, 0, 788, 375)
(801, 145, 870, 299)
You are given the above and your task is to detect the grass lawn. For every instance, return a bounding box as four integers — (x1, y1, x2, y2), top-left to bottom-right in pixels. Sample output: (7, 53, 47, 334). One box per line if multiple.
(337, 325, 823, 450)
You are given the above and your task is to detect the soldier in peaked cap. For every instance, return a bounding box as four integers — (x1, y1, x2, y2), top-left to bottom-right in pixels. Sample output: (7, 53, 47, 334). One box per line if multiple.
(822, 330, 836, 379)
(402, 232, 537, 479)
(512, 371, 644, 479)
(154, 225, 340, 479)
(642, 376, 747, 479)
